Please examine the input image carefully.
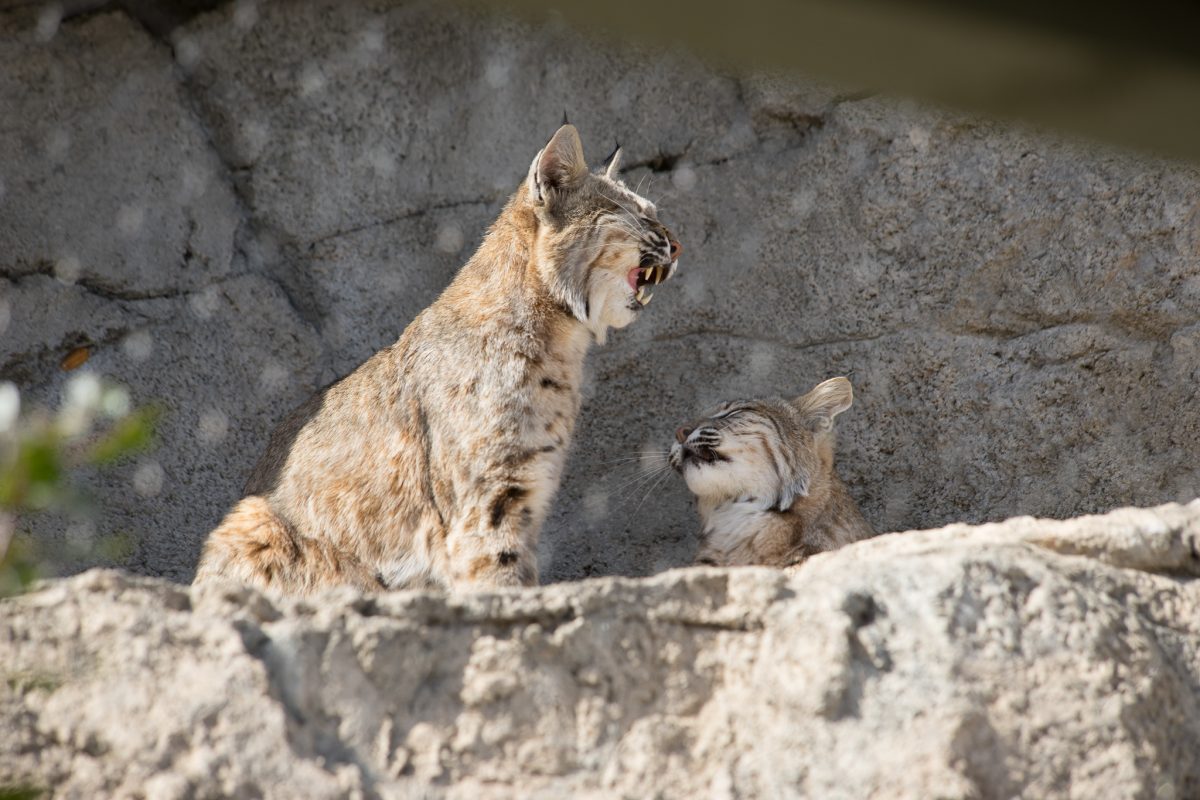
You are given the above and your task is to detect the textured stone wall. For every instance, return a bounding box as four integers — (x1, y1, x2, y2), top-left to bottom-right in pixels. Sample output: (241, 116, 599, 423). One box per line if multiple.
(2, 0, 1199, 583)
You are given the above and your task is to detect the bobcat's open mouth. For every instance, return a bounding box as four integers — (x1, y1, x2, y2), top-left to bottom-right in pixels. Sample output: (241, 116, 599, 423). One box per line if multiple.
(627, 263, 674, 306)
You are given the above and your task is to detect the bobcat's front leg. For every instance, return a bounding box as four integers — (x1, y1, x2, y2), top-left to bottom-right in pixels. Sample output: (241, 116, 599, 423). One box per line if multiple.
(446, 486, 540, 591)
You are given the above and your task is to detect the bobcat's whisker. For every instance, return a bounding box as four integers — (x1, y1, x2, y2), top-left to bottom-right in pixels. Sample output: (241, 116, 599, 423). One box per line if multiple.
(648, 188, 678, 207)
(605, 206, 643, 232)
(603, 216, 645, 242)
(598, 212, 657, 249)
(594, 453, 667, 466)
(608, 460, 670, 484)
(597, 463, 663, 477)
(629, 468, 673, 518)
(601, 192, 649, 231)
(614, 477, 669, 507)
(608, 463, 672, 495)
(602, 190, 642, 218)
(574, 230, 647, 257)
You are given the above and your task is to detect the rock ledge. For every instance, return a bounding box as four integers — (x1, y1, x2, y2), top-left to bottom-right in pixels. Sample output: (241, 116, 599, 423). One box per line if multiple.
(3, 502, 1199, 799)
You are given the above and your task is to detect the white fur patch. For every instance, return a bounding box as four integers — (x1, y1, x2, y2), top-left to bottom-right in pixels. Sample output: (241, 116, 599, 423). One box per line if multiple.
(377, 550, 431, 589)
(585, 269, 638, 343)
(703, 500, 772, 555)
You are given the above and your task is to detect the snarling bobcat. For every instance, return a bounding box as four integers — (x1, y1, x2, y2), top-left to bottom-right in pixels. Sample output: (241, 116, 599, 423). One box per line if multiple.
(670, 377, 872, 568)
(195, 125, 680, 595)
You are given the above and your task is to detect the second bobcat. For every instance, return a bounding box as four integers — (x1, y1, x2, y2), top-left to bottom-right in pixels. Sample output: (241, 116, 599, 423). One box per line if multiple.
(669, 377, 873, 568)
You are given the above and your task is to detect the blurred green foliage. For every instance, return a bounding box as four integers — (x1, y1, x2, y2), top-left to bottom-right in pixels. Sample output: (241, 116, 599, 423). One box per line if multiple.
(0, 374, 159, 597)
(0, 785, 45, 800)
(5, 671, 62, 694)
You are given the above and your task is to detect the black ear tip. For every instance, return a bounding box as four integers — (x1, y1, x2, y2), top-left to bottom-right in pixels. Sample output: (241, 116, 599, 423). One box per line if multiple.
(603, 139, 621, 167)
(561, 110, 570, 126)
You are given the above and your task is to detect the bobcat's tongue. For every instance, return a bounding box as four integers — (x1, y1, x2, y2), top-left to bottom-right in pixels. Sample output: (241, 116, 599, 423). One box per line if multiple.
(628, 265, 669, 306)
(628, 265, 668, 290)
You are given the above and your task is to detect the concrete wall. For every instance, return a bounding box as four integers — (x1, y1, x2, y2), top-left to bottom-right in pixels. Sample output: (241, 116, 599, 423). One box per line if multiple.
(3, 0, 1199, 583)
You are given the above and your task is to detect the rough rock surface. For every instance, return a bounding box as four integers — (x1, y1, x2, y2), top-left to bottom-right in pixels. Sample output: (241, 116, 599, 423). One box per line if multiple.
(2, 0, 1199, 584)
(3, 502, 1199, 798)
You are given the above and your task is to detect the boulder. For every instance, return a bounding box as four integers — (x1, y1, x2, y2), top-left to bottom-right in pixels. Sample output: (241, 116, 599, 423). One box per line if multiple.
(2, 502, 1199, 798)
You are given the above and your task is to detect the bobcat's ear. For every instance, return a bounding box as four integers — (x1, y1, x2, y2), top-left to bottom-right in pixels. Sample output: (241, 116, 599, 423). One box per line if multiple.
(773, 470, 811, 513)
(527, 124, 588, 207)
(795, 377, 853, 432)
(602, 141, 622, 180)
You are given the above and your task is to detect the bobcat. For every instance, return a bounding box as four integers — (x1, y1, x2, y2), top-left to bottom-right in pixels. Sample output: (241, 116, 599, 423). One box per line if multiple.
(195, 125, 681, 595)
(669, 377, 873, 568)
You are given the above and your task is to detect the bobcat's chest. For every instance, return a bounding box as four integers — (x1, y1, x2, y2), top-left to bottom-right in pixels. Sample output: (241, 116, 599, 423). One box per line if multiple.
(702, 501, 769, 549)
(505, 370, 585, 523)
(457, 322, 591, 526)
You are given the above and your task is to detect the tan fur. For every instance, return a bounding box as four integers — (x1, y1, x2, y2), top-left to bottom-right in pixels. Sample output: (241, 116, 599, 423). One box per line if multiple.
(669, 377, 873, 568)
(195, 126, 679, 595)
(195, 496, 383, 593)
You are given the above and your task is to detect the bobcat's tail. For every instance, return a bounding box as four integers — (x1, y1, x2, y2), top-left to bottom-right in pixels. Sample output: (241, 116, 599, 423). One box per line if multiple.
(193, 496, 381, 595)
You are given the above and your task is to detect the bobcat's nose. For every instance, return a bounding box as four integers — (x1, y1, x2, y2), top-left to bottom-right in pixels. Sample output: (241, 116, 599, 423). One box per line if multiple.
(668, 237, 682, 261)
(675, 426, 692, 444)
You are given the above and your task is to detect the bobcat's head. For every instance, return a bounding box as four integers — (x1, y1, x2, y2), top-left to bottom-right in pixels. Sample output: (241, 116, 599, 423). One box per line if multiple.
(525, 124, 680, 342)
(669, 378, 855, 512)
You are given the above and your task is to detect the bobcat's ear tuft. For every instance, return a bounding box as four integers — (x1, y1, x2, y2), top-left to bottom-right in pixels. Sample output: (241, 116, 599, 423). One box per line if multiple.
(796, 377, 853, 432)
(603, 140, 622, 179)
(528, 124, 588, 207)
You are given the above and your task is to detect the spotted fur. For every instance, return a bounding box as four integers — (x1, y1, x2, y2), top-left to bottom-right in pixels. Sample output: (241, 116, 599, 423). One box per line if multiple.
(669, 377, 873, 568)
(194, 125, 680, 595)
